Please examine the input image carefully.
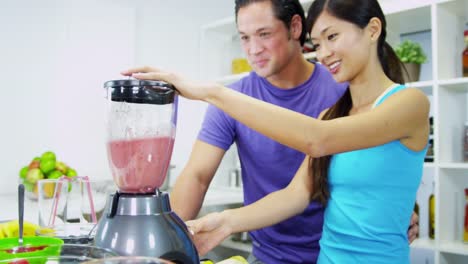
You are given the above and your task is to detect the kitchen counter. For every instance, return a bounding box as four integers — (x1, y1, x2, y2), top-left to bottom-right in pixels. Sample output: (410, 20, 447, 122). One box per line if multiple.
(0, 187, 244, 223)
(0, 194, 38, 223)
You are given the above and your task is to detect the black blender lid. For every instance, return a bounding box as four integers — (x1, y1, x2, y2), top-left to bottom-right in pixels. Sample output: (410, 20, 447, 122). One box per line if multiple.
(104, 79, 176, 105)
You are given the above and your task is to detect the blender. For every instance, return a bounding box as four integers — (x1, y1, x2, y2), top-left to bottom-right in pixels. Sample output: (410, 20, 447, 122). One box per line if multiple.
(94, 79, 199, 264)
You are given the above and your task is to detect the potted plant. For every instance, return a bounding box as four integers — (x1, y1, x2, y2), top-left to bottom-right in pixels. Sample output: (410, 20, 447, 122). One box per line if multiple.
(395, 40, 427, 83)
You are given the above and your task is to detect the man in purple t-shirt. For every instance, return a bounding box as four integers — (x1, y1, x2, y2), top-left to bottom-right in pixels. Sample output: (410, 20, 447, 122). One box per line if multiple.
(170, 1, 343, 263)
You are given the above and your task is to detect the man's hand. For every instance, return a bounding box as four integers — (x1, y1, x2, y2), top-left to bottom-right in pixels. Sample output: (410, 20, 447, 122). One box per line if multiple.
(408, 212, 419, 243)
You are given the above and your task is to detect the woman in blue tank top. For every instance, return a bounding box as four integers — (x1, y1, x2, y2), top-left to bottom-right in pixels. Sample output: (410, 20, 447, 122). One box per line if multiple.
(123, 0, 429, 262)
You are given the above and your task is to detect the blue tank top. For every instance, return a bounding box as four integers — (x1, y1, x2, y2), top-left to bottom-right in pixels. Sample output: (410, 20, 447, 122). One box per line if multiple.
(199, 64, 347, 263)
(318, 84, 426, 263)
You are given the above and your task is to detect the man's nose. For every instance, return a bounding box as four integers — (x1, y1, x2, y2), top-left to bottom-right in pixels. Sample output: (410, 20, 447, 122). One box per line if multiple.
(248, 38, 264, 55)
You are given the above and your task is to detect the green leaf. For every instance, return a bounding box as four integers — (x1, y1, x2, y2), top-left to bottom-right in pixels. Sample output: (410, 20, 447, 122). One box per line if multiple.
(394, 40, 427, 64)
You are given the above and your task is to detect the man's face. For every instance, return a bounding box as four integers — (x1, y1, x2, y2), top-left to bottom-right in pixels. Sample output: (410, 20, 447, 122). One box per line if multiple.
(237, 1, 297, 79)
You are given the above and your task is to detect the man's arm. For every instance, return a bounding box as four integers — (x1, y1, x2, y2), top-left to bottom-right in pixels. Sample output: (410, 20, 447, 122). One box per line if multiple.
(170, 140, 226, 220)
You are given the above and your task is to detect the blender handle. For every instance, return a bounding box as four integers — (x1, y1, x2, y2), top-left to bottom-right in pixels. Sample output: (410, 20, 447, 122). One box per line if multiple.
(108, 191, 121, 218)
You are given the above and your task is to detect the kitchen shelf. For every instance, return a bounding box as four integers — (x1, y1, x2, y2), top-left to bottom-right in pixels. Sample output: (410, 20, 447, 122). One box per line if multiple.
(411, 237, 437, 250)
(439, 241, 468, 255)
(439, 162, 468, 169)
(216, 73, 249, 85)
(202, 17, 236, 34)
(408, 80, 434, 95)
(424, 162, 436, 168)
(214, 52, 317, 85)
(303, 51, 317, 60)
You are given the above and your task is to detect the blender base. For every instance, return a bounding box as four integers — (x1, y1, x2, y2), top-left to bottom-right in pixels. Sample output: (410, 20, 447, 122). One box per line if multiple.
(94, 191, 199, 264)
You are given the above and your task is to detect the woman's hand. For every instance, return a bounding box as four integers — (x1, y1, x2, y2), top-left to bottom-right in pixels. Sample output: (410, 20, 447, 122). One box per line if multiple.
(185, 211, 232, 256)
(121, 66, 220, 101)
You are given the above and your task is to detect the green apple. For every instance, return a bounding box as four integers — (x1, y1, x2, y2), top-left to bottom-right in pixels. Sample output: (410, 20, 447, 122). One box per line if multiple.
(47, 170, 63, 180)
(28, 160, 40, 170)
(19, 166, 29, 179)
(23, 181, 34, 192)
(40, 159, 56, 174)
(55, 161, 68, 174)
(41, 151, 56, 162)
(66, 168, 77, 178)
(26, 168, 44, 184)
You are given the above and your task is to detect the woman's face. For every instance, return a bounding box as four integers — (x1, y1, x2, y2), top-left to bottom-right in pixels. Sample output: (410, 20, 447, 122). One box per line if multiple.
(310, 11, 372, 83)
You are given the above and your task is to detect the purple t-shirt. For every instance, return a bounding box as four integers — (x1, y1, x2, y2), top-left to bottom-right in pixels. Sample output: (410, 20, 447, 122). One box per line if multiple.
(198, 63, 346, 263)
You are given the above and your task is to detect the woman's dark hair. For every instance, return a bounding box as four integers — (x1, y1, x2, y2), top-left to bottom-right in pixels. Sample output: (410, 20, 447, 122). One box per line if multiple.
(305, 0, 404, 206)
(235, 0, 307, 45)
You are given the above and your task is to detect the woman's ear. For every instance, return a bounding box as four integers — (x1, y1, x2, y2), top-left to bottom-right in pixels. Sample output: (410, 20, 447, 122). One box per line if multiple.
(367, 17, 382, 43)
(290, 14, 303, 40)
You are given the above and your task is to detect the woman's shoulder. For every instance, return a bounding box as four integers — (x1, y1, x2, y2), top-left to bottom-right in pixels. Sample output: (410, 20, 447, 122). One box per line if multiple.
(376, 84, 429, 108)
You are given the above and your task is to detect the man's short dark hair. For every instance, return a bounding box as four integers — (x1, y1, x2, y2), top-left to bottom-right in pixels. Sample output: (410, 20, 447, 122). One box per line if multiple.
(235, 0, 307, 46)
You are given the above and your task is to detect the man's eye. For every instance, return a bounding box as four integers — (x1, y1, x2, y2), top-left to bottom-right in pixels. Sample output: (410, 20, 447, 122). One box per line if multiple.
(259, 32, 270, 38)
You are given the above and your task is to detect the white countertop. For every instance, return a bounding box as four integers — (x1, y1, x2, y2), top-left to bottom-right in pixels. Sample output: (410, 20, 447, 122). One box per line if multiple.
(0, 187, 243, 224)
(0, 194, 38, 223)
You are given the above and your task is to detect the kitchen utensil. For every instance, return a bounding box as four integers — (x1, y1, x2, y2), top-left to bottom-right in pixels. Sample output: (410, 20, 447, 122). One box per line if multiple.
(0, 236, 64, 261)
(94, 79, 198, 263)
(18, 184, 24, 248)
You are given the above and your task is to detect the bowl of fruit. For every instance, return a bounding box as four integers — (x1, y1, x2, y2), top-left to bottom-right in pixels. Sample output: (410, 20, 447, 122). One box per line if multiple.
(19, 151, 78, 201)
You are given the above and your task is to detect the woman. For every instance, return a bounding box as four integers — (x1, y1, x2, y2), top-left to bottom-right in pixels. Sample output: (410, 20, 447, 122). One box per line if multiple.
(122, 0, 429, 262)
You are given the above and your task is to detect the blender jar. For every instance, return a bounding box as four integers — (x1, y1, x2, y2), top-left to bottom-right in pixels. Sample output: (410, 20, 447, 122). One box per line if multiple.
(104, 79, 177, 194)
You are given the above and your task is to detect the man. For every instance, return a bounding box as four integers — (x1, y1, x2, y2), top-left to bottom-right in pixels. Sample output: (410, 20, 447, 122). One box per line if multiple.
(170, 0, 418, 263)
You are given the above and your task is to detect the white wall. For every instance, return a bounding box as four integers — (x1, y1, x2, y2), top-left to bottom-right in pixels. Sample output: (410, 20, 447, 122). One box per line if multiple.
(132, 0, 235, 183)
(0, 0, 234, 195)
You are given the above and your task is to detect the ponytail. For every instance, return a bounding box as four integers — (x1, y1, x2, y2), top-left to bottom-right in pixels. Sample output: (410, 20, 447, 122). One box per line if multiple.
(309, 88, 352, 205)
(379, 41, 405, 84)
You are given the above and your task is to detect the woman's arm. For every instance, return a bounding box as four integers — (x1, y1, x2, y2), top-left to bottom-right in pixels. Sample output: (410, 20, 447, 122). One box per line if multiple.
(205, 86, 429, 156)
(225, 156, 312, 232)
(186, 156, 313, 255)
(123, 67, 430, 157)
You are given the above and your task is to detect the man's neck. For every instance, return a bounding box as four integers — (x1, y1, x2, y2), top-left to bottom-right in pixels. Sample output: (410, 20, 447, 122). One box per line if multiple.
(266, 53, 315, 89)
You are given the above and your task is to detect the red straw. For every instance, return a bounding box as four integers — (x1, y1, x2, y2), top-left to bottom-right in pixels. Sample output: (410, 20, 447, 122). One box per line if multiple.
(48, 176, 97, 226)
(82, 176, 97, 223)
(49, 176, 70, 227)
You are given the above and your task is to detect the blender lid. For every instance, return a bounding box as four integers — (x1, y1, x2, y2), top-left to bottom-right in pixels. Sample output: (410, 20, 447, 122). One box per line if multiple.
(104, 79, 176, 105)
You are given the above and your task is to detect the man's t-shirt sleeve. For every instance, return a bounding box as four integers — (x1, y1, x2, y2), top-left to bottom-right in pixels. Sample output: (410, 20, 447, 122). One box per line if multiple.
(197, 104, 236, 151)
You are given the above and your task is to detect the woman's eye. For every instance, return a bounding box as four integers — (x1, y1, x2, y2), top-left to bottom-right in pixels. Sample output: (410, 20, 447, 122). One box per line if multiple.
(240, 35, 249, 42)
(328, 33, 338, 41)
(312, 43, 320, 50)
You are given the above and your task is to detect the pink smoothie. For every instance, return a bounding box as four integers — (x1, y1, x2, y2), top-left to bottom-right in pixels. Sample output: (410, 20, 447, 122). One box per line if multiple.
(107, 136, 175, 193)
